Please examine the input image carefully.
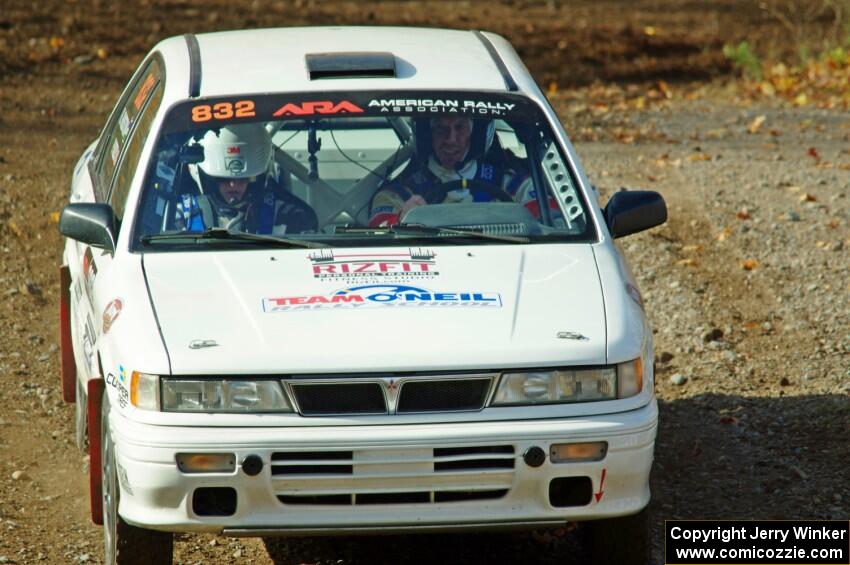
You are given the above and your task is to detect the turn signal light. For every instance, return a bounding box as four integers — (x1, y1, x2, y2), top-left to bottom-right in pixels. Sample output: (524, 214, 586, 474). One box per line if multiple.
(550, 442, 607, 463)
(176, 453, 236, 474)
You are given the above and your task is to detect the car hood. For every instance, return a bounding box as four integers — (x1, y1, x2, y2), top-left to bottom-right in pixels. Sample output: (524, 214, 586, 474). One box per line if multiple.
(143, 245, 607, 374)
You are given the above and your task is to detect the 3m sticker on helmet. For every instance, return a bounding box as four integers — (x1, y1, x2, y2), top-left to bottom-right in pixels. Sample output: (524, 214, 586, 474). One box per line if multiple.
(198, 123, 272, 179)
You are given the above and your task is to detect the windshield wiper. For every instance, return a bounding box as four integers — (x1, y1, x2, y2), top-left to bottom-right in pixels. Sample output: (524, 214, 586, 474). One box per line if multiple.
(140, 228, 327, 248)
(335, 224, 529, 243)
(390, 223, 529, 244)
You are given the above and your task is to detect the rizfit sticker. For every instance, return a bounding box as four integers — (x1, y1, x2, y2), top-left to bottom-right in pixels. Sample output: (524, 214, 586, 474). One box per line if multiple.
(308, 248, 438, 283)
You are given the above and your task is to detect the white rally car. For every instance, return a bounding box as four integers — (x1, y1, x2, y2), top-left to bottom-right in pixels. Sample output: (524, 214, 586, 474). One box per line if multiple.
(59, 27, 667, 565)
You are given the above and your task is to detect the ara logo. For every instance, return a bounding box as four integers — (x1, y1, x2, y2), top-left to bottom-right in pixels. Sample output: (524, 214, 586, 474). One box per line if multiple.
(263, 284, 502, 312)
(272, 100, 364, 117)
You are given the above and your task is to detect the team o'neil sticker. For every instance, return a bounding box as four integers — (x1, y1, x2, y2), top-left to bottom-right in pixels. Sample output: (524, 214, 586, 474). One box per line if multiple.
(263, 284, 502, 313)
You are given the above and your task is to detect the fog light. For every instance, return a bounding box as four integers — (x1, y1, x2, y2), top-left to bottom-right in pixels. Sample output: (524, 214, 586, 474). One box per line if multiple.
(176, 453, 236, 474)
(550, 442, 607, 463)
(193, 487, 237, 516)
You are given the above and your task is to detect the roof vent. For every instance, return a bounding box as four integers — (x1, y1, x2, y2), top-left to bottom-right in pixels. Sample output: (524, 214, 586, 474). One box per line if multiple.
(306, 52, 396, 80)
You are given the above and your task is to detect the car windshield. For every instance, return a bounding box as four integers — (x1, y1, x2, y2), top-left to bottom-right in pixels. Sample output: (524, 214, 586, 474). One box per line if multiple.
(132, 91, 596, 250)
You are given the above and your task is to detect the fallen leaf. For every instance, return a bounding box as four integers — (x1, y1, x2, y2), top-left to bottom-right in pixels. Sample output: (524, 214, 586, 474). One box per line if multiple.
(758, 81, 776, 97)
(747, 115, 766, 134)
(681, 244, 703, 252)
(794, 93, 808, 106)
(49, 212, 60, 223)
(8, 220, 23, 238)
(688, 153, 711, 161)
(740, 259, 758, 271)
(826, 218, 840, 229)
(644, 26, 657, 36)
(736, 209, 751, 220)
(799, 193, 817, 202)
(807, 147, 821, 163)
(716, 227, 733, 241)
(675, 258, 699, 267)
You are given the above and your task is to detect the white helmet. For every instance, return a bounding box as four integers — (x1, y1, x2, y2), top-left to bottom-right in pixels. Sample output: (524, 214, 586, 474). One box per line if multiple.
(198, 123, 272, 179)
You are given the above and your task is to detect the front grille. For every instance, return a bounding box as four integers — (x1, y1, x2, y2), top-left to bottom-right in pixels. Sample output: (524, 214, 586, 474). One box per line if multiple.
(291, 383, 386, 415)
(285, 374, 495, 416)
(279, 489, 509, 505)
(272, 445, 516, 506)
(434, 445, 516, 472)
(398, 379, 490, 413)
(271, 451, 354, 476)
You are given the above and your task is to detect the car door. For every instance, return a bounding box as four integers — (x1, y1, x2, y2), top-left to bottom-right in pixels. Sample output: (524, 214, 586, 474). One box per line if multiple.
(70, 56, 164, 383)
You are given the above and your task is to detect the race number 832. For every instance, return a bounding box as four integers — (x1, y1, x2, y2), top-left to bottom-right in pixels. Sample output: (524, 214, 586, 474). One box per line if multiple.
(191, 101, 256, 122)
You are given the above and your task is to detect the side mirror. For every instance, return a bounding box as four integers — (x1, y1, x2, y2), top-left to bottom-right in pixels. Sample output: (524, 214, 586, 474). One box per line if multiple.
(59, 203, 117, 254)
(603, 190, 667, 239)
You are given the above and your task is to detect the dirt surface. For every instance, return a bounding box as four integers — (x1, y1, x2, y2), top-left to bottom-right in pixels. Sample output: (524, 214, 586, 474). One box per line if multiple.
(0, 1, 848, 564)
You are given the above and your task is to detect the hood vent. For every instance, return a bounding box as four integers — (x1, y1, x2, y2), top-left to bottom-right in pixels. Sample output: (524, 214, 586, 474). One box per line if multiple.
(306, 52, 396, 80)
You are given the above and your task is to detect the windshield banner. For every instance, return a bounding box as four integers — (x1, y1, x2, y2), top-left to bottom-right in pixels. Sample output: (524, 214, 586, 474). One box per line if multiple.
(163, 91, 539, 134)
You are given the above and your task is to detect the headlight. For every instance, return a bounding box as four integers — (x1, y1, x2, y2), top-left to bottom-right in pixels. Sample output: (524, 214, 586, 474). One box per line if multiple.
(161, 379, 292, 413)
(491, 360, 643, 406)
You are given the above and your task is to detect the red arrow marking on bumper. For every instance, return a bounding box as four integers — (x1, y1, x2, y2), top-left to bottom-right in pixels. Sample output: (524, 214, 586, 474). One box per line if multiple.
(594, 468, 607, 503)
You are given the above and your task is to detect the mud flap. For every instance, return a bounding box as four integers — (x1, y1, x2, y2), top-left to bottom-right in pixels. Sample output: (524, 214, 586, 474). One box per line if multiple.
(87, 378, 105, 526)
(60, 265, 76, 403)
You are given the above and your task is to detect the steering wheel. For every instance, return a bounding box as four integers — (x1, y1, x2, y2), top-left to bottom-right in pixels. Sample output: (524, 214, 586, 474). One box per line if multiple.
(423, 178, 513, 205)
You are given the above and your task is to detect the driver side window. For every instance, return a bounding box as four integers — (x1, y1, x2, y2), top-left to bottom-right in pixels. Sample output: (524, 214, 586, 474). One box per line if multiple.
(93, 57, 163, 202)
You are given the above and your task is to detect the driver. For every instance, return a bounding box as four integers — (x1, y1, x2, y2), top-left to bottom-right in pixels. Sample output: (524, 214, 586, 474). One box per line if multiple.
(177, 123, 317, 234)
(368, 116, 534, 227)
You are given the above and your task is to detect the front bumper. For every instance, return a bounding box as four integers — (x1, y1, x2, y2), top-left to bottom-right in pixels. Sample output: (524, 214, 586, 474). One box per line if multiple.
(110, 400, 657, 534)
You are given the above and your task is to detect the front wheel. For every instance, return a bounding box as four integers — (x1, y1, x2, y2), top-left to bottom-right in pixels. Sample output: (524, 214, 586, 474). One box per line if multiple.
(101, 394, 173, 565)
(585, 507, 650, 565)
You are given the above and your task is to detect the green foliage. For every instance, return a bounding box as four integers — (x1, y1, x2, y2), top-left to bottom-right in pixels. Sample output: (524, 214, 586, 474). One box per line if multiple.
(798, 45, 810, 66)
(824, 46, 849, 66)
(723, 41, 763, 80)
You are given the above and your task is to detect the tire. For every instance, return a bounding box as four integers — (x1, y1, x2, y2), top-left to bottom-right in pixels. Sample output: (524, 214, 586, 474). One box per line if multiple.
(101, 395, 174, 565)
(586, 507, 650, 565)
